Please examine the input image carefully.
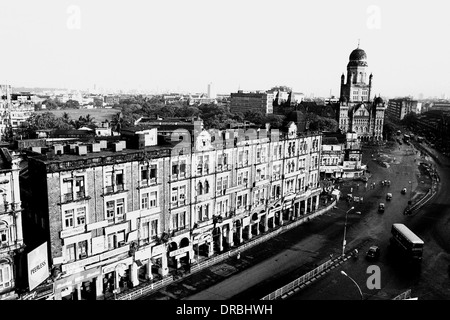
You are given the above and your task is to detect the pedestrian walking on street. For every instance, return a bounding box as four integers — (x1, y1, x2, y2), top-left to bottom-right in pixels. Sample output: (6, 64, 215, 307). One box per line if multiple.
(237, 251, 241, 260)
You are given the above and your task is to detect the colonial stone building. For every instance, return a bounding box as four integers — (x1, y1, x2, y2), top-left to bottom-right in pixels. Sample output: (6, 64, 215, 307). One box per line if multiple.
(21, 121, 323, 300)
(338, 47, 386, 142)
(0, 148, 24, 300)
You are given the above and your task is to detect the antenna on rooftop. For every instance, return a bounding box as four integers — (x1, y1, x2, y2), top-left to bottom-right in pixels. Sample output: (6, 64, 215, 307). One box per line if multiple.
(357, 39, 360, 48)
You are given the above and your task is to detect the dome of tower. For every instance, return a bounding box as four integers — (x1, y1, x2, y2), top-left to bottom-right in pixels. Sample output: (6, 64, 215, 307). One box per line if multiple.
(349, 48, 367, 61)
(347, 47, 368, 67)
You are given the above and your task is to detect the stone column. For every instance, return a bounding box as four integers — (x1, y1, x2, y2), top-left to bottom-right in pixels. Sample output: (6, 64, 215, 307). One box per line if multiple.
(238, 226, 243, 244)
(247, 225, 253, 240)
(146, 259, 153, 280)
(315, 195, 320, 210)
(208, 241, 214, 257)
(14, 211, 23, 243)
(228, 224, 234, 247)
(189, 248, 195, 264)
(279, 211, 284, 226)
(114, 271, 120, 290)
(176, 257, 181, 269)
(159, 254, 169, 277)
(130, 262, 139, 287)
(75, 283, 82, 300)
(218, 230, 223, 252)
(264, 214, 269, 232)
(95, 276, 103, 300)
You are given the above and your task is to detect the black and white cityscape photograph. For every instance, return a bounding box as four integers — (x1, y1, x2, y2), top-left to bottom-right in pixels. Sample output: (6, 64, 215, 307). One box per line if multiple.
(1, 0, 450, 311)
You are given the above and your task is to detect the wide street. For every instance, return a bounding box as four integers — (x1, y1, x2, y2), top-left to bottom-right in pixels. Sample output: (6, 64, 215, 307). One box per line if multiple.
(140, 136, 450, 300)
(287, 138, 450, 300)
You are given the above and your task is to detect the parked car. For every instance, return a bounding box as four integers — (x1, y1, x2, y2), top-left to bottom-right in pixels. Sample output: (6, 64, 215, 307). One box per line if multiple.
(378, 203, 385, 213)
(366, 246, 380, 261)
(401, 188, 407, 194)
(386, 193, 392, 201)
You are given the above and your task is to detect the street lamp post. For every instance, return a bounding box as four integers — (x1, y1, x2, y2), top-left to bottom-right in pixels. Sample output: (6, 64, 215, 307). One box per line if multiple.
(341, 270, 363, 300)
(409, 181, 412, 197)
(342, 206, 355, 257)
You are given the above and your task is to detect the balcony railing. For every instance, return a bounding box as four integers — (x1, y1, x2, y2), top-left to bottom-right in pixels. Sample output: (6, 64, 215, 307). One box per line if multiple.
(63, 193, 73, 202)
(75, 190, 85, 199)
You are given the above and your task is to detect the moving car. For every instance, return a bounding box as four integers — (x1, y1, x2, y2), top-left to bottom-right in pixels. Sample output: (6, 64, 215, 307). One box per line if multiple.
(386, 193, 392, 201)
(366, 246, 380, 261)
(401, 188, 407, 194)
(378, 203, 385, 213)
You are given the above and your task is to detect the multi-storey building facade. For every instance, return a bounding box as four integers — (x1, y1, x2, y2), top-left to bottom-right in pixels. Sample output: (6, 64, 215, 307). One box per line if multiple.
(230, 91, 274, 114)
(320, 132, 366, 179)
(0, 149, 24, 300)
(0, 85, 12, 141)
(338, 47, 386, 142)
(22, 121, 322, 300)
(320, 134, 345, 179)
(386, 98, 422, 122)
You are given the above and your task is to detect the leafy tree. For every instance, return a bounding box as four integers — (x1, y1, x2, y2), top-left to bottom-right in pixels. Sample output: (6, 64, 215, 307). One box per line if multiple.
(63, 99, 80, 109)
(383, 118, 397, 140)
(401, 112, 418, 129)
(110, 112, 124, 132)
(243, 110, 266, 125)
(73, 114, 95, 129)
(264, 114, 286, 129)
(25, 112, 75, 137)
(310, 116, 338, 132)
(41, 99, 61, 110)
(94, 98, 103, 108)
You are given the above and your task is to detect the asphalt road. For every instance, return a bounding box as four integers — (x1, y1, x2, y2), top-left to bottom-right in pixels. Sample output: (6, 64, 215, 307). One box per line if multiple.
(288, 140, 450, 300)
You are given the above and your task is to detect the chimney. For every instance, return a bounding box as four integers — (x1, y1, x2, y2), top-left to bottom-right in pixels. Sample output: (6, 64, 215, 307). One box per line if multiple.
(99, 140, 108, 150)
(53, 144, 64, 155)
(89, 142, 101, 153)
(113, 142, 124, 152)
(76, 145, 88, 156)
(65, 143, 79, 154)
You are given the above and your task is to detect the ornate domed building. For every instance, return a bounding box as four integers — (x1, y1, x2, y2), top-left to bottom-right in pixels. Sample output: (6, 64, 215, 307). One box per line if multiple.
(338, 46, 386, 142)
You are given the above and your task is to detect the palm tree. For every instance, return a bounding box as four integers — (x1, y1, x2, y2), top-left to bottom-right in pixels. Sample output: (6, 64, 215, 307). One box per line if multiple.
(110, 112, 123, 133)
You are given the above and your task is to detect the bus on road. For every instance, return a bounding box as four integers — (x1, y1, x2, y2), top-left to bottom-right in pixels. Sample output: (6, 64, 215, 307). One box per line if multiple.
(390, 223, 424, 262)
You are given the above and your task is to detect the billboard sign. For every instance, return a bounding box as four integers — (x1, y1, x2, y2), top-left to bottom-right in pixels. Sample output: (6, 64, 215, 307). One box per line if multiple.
(27, 242, 50, 291)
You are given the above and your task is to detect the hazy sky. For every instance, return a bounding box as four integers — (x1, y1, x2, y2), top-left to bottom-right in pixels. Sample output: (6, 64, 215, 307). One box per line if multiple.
(1, 0, 449, 98)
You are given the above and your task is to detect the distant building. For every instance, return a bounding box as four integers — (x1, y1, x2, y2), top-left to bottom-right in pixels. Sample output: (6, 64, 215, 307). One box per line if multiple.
(0, 85, 12, 140)
(230, 90, 274, 115)
(320, 132, 366, 179)
(207, 83, 216, 99)
(338, 47, 386, 142)
(430, 101, 450, 112)
(103, 95, 120, 106)
(187, 94, 216, 106)
(386, 98, 422, 122)
(10, 93, 35, 136)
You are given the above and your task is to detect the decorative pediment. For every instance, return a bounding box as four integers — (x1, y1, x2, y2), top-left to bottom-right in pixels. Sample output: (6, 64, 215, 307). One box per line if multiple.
(194, 130, 213, 151)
